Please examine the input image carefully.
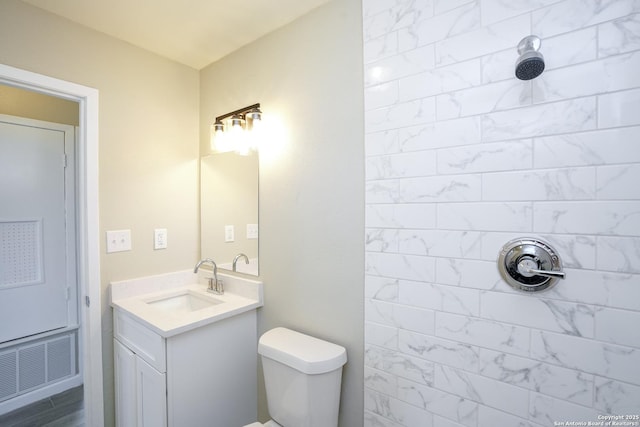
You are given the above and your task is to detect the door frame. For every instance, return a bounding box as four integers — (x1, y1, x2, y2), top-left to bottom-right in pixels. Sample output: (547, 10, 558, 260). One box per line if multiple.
(0, 64, 104, 425)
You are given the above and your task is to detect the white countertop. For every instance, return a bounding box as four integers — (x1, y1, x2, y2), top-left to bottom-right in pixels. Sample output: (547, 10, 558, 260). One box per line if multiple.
(110, 269, 263, 337)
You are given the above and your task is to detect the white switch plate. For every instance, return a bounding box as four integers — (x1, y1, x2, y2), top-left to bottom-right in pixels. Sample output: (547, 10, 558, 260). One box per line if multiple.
(246, 223, 259, 239)
(106, 229, 132, 253)
(154, 228, 167, 250)
(224, 225, 235, 242)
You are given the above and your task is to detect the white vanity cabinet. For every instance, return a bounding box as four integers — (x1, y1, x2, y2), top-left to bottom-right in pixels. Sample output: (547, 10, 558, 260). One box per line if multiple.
(113, 308, 257, 427)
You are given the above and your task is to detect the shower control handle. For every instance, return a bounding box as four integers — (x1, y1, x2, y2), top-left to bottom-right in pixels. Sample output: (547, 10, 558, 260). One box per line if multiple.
(517, 258, 566, 279)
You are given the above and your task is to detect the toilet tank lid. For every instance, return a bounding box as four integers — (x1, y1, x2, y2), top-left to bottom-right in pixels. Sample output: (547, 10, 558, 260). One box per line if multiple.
(258, 327, 347, 375)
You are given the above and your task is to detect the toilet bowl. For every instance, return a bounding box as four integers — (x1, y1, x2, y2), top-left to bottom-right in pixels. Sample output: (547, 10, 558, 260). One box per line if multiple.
(243, 327, 347, 427)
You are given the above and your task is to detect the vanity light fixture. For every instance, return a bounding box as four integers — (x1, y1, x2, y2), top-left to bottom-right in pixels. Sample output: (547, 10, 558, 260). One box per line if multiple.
(210, 103, 262, 154)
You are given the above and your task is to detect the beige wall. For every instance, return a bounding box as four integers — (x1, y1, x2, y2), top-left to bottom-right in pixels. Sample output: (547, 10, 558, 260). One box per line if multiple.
(1, 0, 363, 425)
(0, 1, 200, 425)
(199, 0, 365, 425)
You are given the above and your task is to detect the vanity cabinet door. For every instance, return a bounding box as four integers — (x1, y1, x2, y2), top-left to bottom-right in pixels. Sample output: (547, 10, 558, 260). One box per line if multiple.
(114, 339, 137, 427)
(136, 356, 167, 427)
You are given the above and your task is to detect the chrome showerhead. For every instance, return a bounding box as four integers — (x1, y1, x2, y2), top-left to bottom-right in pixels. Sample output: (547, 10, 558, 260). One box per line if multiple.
(515, 35, 545, 80)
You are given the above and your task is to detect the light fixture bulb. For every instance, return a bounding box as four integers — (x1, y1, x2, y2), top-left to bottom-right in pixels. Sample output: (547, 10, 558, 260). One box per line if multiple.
(210, 119, 226, 151)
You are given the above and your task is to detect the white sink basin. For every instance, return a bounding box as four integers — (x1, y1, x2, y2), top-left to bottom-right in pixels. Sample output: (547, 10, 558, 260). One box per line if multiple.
(146, 291, 223, 314)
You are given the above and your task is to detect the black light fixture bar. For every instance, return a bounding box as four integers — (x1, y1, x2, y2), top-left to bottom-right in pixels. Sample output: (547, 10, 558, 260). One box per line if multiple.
(215, 103, 261, 122)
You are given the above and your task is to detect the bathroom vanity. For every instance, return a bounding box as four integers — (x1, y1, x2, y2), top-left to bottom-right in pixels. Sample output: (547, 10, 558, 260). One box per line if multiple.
(110, 270, 263, 427)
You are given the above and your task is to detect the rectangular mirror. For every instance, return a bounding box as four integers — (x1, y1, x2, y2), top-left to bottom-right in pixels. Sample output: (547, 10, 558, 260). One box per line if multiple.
(200, 151, 259, 275)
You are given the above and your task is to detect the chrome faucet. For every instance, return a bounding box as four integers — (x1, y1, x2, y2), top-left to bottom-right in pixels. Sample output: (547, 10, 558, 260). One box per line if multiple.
(193, 258, 223, 295)
(232, 253, 249, 272)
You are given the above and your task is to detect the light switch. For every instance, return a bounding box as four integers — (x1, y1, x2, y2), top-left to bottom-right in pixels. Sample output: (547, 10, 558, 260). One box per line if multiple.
(225, 225, 235, 242)
(154, 228, 167, 250)
(106, 229, 132, 253)
(246, 224, 259, 239)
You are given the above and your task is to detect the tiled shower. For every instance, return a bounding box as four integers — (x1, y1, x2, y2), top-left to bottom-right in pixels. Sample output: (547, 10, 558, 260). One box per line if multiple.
(363, 0, 640, 425)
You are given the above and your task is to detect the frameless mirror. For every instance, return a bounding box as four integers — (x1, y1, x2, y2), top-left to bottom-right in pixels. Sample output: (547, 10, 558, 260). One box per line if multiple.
(200, 151, 259, 275)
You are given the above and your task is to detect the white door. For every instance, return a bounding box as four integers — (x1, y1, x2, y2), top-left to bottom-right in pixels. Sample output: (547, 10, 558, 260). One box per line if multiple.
(0, 115, 75, 343)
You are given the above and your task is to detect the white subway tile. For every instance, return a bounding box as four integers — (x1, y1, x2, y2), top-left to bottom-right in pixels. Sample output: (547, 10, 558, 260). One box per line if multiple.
(441, 286, 481, 317)
(399, 329, 480, 371)
(481, 97, 597, 142)
(366, 129, 399, 157)
(365, 344, 436, 386)
(545, 269, 640, 312)
(365, 388, 435, 427)
(400, 2, 480, 50)
(598, 13, 640, 57)
(438, 140, 532, 174)
(366, 180, 399, 204)
(437, 79, 532, 120)
(365, 203, 437, 229)
(365, 366, 398, 396)
(533, 126, 640, 168)
(398, 117, 482, 151)
(433, 415, 468, 427)
(365, 81, 399, 111)
(399, 59, 481, 102)
(532, 0, 640, 38)
(534, 201, 640, 236)
(597, 236, 640, 274)
(529, 392, 601, 425)
(398, 229, 483, 258)
(365, 45, 436, 87)
(533, 51, 640, 103)
(434, 365, 530, 417)
(366, 97, 437, 133)
(598, 87, 640, 128)
(436, 257, 501, 289)
(366, 150, 437, 180)
(480, 0, 562, 26)
(364, 32, 399, 64)
(595, 307, 640, 348)
(479, 348, 594, 406)
(366, 252, 436, 282)
(366, 321, 399, 349)
(594, 376, 640, 414)
(364, 411, 404, 427)
(436, 311, 531, 356)
(366, 228, 399, 253)
(365, 275, 399, 302)
(597, 164, 640, 200)
(478, 405, 545, 427)
(399, 280, 444, 311)
(531, 330, 640, 385)
(438, 202, 533, 232)
(480, 291, 595, 338)
(399, 174, 481, 203)
(399, 280, 481, 316)
(436, 15, 531, 65)
(434, 0, 476, 15)
(398, 378, 479, 427)
(482, 167, 596, 201)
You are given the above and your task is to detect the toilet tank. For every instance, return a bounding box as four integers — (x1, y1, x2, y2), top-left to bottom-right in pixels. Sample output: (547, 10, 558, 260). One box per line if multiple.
(258, 327, 347, 427)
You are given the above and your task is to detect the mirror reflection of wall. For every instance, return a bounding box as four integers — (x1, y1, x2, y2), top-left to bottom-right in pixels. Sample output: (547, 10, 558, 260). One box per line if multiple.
(200, 151, 259, 275)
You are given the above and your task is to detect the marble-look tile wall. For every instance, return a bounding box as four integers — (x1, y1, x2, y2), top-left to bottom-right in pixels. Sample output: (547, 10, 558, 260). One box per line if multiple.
(362, 1, 640, 426)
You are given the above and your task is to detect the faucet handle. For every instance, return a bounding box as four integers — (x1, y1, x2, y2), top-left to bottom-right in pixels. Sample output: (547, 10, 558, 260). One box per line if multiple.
(216, 279, 224, 295)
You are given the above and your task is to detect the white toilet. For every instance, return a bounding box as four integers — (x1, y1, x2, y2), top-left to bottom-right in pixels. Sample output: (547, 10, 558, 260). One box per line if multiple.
(244, 327, 347, 427)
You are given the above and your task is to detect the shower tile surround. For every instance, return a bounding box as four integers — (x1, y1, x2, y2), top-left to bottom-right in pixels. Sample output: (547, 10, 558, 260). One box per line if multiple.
(362, 1, 640, 426)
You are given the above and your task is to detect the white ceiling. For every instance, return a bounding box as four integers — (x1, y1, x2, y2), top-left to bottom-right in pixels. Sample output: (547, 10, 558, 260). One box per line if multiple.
(22, 0, 332, 70)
